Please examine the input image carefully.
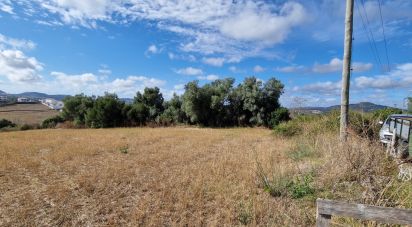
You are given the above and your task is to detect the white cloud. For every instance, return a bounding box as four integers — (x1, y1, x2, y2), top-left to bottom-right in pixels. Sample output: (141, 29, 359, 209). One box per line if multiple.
(98, 69, 111, 75)
(220, 2, 306, 45)
(276, 65, 306, 73)
(253, 65, 265, 73)
(312, 58, 342, 73)
(0, 33, 36, 50)
(294, 80, 341, 94)
(146, 44, 160, 55)
(176, 67, 203, 76)
(277, 58, 372, 74)
(42, 72, 166, 97)
(354, 63, 412, 89)
(51, 71, 98, 87)
(0, 49, 43, 82)
(0, 3, 13, 14)
(202, 57, 225, 67)
(198, 74, 219, 81)
(310, 0, 412, 43)
(229, 66, 237, 73)
(12, 1, 308, 61)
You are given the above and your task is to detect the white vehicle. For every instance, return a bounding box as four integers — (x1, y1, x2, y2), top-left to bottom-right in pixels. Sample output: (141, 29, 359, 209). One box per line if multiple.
(379, 114, 412, 144)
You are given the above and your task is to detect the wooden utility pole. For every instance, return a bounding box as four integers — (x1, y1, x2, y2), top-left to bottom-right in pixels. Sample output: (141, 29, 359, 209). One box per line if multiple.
(340, 0, 354, 142)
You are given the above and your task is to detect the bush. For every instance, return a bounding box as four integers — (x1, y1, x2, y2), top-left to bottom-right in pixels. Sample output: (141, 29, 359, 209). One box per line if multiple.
(20, 124, 33, 131)
(287, 143, 314, 161)
(268, 107, 291, 128)
(273, 120, 302, 137)
(289, 174, 315, 199)
(42, 115, 64, 128)
(0, 119, 16, 129)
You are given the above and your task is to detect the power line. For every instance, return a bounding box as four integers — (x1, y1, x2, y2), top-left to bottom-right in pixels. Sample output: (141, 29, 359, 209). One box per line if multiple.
(359, 0, 383, 71)
(377, 0, 391, 71)
(355, 0, 382, 71)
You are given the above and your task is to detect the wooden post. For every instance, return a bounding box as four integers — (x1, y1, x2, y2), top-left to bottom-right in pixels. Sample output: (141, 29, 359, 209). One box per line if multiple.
(316, 198, 412, 226)
(340, 0, 354, 142)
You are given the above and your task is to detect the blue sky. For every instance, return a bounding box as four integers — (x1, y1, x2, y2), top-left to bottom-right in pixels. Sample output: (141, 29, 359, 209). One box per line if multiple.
(0, 0, 411, 108)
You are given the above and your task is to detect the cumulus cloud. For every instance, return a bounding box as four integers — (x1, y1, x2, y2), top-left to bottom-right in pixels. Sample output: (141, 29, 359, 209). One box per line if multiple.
(44, 71, 166, 97)
(276, 65, 306, 73)
(293, 80, 341, 95)
(145, 44, 161, 55)
(0, 49, 43, 82)
(354, 63, 412, 89)
(198, 74, 219, 81)
(0, 33, 36, 50)
(11, 1, 308, 61)
(220, 2, 306, 44)
(0, 2, 14, 14)
(253, 65, 265, 73)
(176, 67, 203, 76)
(276, 58, 372, 74)
(51, 71, 98, 87)
(202, 57, 225, 67)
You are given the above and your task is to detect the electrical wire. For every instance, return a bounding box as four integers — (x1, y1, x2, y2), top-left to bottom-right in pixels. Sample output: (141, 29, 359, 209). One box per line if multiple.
(377, 0, 391, 71)
(355, 0, 383, 71)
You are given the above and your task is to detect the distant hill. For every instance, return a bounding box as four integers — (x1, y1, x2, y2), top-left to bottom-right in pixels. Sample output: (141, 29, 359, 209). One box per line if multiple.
(15, 92, 67, 101)
(294, 102, 397, 114)
(1, 90, 135, 102)
(0, 91, 68, 101)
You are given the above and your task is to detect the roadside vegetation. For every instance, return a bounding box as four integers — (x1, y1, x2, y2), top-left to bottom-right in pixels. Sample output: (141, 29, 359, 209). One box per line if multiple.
(58, 77, 290, 129)
(262, 108, 412, 225)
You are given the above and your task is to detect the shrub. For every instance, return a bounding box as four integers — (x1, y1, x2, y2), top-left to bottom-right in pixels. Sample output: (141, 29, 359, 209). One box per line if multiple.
(0, 119, 16, 129)
(42, 115, 64, 128)
(237, 201, 253, 225)
(273, 120, 302, 137)
(119, 145, 129, 154)
(20, 124, 33, 131)
(268, 107, 291, 128)
(287, 143, 314, 161)
(289, 174, 315, 199)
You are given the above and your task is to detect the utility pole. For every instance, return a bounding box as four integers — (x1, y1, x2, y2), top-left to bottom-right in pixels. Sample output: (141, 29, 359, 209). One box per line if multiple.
(340, 0, 354, 142)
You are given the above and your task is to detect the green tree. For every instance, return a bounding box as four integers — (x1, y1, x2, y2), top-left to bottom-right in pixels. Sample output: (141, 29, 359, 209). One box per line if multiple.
(182, 78, 235, 126)
(85, 93, 125, 128)
(134, 87, 164, 121)
(62, 94, 94, 125)
(127, 102, 149, 126)
(158, 93, 186, 125)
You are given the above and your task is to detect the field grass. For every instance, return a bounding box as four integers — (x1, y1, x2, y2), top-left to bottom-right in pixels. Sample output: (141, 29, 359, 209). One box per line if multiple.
(1, 127, 316, 226)
(0, 104, 59, 125)
(1, 124, 411, 226)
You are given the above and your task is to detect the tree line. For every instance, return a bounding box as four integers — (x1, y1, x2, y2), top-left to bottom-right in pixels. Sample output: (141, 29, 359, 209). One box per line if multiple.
(59, 77, 290, 128)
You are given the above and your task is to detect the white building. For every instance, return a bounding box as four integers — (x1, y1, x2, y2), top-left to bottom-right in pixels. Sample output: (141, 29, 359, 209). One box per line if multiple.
(41, 98, 64, 110)
(17, 97, 31, 103)
(0, 96, 7, 102)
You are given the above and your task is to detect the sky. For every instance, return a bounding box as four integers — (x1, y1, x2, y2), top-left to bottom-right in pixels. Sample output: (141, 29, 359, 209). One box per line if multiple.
(0, 0, 411, 108)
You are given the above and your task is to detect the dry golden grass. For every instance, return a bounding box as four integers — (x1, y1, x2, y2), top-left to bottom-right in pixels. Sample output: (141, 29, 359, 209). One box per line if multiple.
(0, 104, 59, 125)
(0, 127, 319, 226)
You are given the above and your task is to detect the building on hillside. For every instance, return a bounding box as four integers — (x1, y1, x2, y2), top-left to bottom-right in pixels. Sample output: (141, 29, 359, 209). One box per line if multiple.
(0, 95, 8, 102)
(17, 97, 32, 103)
(41, 98, 64, 110)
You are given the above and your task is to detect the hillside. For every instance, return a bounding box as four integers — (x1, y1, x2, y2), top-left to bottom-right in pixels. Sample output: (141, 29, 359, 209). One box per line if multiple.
(295, 102, 396, 114)
(0, 103, 59, 125)
(16, 92, 67, 101)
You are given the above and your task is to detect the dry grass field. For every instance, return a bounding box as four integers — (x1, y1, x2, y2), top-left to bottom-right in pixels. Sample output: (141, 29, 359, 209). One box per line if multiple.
(1, 127, 315, 226)
(1, 125, 410, 226)
(0, 104, 59, 125)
